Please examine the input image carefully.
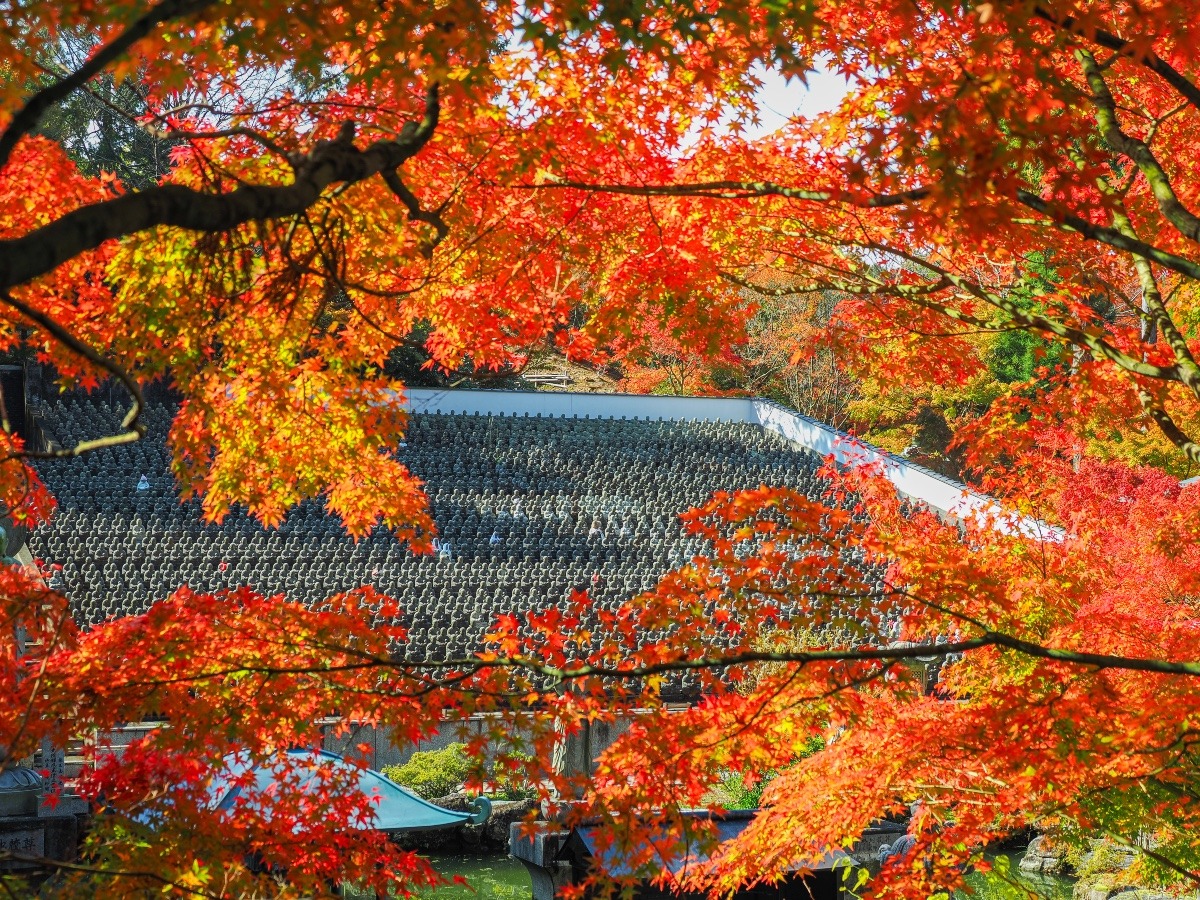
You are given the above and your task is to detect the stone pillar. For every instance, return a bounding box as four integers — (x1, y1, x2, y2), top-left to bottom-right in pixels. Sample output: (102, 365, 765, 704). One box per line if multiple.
(510, 824, 574, 900)
(39, 734, 65, 796)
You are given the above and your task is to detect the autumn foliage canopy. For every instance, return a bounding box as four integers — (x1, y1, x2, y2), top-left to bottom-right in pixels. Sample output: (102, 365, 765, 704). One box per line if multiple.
(2, 1, 1200, 897)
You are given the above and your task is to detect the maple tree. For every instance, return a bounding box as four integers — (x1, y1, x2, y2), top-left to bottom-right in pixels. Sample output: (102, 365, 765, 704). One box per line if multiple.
(739, 290, 860, 432)
(617, 312, 745, 395)
(3, 1, 1200, 898)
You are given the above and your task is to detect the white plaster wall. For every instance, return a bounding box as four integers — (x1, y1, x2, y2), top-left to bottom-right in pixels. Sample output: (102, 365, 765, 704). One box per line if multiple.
(405, 388, 760, 422)
(753, 400, 981, 518)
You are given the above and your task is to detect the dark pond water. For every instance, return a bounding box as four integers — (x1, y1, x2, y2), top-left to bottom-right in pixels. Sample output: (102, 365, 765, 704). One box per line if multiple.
(395, 848, 1074, 900)
(418, 854, 533, 900)
(961, 852, 1075, 900)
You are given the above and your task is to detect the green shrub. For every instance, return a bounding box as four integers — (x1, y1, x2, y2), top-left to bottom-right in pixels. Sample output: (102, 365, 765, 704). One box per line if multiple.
(1072, 839, 1135, 881)
(382, 744, 471, 800)
(490, 751, 538, 801)
(705, 738, 826, 811)
(713, 771, 772, 810)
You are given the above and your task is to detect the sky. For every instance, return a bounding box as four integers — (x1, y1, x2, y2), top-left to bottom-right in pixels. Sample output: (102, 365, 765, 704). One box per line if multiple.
(740, 65, 850, 139)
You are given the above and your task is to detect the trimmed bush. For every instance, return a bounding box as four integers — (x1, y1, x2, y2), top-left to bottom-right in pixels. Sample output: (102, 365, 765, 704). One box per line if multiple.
(704, 736, 826, 810)
(382, 744, 471, 800)
(491, 751, 538, 801)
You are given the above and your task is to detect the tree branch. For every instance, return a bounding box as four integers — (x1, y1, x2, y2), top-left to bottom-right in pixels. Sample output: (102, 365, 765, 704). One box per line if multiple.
(1077, 49, 1200, 246)
(104, 630, 1200, 693)
(523, 177, 1200, 285)
(1086, 143, 1200, 397)
(1015, 189, 1200, 282)
(1136, 844, 1200, 887)
(510, 632, 1200, 679)
(854, 242, 1183, 383)
(0, 850, 224, 899)
(381, 168, 449, 257)
(0, 0, 217, 169)
(164, 127, 291, 162)
(519, 178, 932, 207)
(1137, 390, 1200, 464)
(1033, 5, 1200, 111)
(0, 289, 145, 458)
(719, 271, 823, 296)
(1103, 834, 1200, 887)
(0, 83, 440, 289)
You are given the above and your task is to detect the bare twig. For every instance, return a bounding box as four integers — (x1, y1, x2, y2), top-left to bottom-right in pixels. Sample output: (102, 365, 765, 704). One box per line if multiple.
(0, 851, 224, 899)
(164, 127, 290, 162)
(0, 290, 144, 458)
(0, 0, 216, 169)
